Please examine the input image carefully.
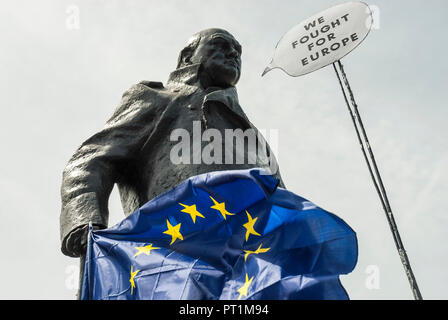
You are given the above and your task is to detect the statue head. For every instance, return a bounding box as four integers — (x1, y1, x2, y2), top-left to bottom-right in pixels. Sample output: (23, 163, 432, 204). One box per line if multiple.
(177, 28, 242, 89)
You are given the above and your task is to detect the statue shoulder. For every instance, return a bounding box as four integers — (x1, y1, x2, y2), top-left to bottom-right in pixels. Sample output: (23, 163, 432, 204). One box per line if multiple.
(117, 79, 173, 106)
(105, 81, 166, 125)
(121, 80, 165, 99)
(138, 80, 165, 89)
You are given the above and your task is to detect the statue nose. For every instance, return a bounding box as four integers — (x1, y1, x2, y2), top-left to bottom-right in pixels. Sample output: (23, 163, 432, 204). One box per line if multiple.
(227, 47, 239, 59)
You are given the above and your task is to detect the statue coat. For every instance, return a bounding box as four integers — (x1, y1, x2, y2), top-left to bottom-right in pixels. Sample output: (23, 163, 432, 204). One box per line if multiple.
(60, 63, 284, 257)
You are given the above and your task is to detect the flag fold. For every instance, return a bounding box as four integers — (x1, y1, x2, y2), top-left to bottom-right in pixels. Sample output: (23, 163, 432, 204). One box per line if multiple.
(81, 168, 357, 300)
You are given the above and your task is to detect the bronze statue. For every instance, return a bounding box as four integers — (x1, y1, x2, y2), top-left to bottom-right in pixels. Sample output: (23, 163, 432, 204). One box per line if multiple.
(60, 28, 284, 262)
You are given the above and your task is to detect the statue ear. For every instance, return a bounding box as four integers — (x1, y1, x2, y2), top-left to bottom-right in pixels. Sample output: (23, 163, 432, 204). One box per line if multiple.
(177, 47, 193, 68)
(177, 35, 201, 69)
(183, 55, 191, 64)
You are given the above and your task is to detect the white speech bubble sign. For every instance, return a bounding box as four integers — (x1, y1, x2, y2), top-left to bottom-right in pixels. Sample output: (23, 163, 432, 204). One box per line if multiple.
(263, 1, 373, 77)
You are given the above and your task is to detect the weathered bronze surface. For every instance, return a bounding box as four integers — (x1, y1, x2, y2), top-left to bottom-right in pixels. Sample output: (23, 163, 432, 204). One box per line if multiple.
(60, 28, 284, 259)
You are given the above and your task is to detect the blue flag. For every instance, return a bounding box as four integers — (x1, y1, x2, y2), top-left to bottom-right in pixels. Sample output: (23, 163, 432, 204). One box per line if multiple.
(81, 168, 357, 300)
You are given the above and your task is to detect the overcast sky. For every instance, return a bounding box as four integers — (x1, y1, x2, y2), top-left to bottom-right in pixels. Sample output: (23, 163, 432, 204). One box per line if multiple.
(0, 0, 446, 299)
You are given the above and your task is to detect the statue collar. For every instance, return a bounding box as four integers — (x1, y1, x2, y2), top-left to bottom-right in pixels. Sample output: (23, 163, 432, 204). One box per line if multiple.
(166, 63, 251, 129)
(166, 63, 238, 94)
(167, 63, 202, 88)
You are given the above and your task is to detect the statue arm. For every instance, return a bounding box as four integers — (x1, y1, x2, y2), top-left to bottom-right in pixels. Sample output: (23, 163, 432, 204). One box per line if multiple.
(60, 83, 161, 257)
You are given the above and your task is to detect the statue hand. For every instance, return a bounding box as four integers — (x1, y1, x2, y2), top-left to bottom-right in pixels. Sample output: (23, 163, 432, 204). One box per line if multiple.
(64, 224, 102, 257)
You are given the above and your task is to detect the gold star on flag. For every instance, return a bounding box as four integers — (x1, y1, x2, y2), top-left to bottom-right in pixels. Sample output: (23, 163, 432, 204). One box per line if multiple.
(210, 196, 235, 220)
(242, 210, 261, 241)
(163, 219, 183, 245)
(237, 273, 254, 300)
(179, 202, 205, 223)
(134, 244, 160, 258)
(243, 243, 270, 262)
(129, 265, 140, 295)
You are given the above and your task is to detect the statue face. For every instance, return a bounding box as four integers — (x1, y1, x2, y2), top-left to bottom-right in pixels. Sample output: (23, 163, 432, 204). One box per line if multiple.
(190, 32, 242, 88)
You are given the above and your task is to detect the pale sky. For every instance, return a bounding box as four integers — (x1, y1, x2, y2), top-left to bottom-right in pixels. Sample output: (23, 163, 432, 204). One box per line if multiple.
(0, 0, 446, 299)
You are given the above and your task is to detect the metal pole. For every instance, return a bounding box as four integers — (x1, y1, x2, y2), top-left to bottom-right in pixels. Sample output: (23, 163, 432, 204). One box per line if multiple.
(333, 60, 423, 300)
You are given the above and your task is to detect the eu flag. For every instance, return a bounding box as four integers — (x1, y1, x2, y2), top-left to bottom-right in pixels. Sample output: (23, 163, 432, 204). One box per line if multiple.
(81, 168, 357, 300)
